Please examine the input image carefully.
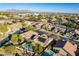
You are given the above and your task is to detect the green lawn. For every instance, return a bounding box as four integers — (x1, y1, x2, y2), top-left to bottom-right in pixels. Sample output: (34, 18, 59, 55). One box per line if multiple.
(11, 34, 24, 44)
(0, 33, 3, 39)
(3, 45, 17, 55)
(0, 24, 8, 33)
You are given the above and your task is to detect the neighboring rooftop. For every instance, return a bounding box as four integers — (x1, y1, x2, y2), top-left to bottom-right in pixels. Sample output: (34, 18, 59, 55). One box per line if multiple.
(53, 40, 66, 48)
(38, 37, 47, 43)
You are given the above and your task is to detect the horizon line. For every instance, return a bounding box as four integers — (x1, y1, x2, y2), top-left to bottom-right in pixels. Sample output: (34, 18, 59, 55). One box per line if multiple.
(0, 9, 79, 14)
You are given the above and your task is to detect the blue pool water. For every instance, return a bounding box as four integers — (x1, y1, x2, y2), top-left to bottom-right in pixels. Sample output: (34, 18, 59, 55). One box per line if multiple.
(22, 45, 33, 51)
(41, 50, 55, 56)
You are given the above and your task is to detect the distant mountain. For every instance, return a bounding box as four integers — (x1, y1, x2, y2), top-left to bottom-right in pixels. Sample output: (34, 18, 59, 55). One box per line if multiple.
(5, 9, 52, 14)
(5, 9, 33, 13)
(0, 9, 79, 14)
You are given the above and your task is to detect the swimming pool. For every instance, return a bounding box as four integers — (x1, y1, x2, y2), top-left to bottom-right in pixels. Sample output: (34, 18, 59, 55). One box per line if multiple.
(22, 44, 33, 51)
(41, 50, 55, 56)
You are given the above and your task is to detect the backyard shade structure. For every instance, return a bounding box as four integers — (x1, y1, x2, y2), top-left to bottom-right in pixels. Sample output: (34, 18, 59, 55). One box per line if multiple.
(53, 40, 77, 56)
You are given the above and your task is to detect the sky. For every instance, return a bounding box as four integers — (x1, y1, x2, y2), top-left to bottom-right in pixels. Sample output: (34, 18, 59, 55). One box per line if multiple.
(0, 3, 79, 13)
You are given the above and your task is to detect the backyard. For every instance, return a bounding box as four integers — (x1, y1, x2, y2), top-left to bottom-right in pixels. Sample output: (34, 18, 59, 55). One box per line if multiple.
(0, 23, 9, 39)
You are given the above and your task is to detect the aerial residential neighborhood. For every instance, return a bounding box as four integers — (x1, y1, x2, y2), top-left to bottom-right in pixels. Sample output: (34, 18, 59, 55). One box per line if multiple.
(0, 3, 79, 56)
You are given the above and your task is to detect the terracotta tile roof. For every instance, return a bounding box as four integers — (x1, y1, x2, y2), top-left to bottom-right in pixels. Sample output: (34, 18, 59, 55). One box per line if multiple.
(23, 31, 38, 39)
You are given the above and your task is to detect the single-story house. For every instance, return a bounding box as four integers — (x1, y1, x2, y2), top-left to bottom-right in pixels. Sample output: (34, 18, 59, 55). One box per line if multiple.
(53, 40, 77, 56)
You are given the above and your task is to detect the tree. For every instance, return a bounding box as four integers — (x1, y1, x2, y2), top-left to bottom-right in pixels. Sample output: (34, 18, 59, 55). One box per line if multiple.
(33, 43, 43, 54)
(37, 15, 42, 21)
(26, 25, 35, 31)
(3, 45, 17, 55)
(0, 23, 8, 33)
(11, 34, 24, 44)
(28, 15, 36, 21)
(54, 36, 61, 41)
(47, 45, 52, 50)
